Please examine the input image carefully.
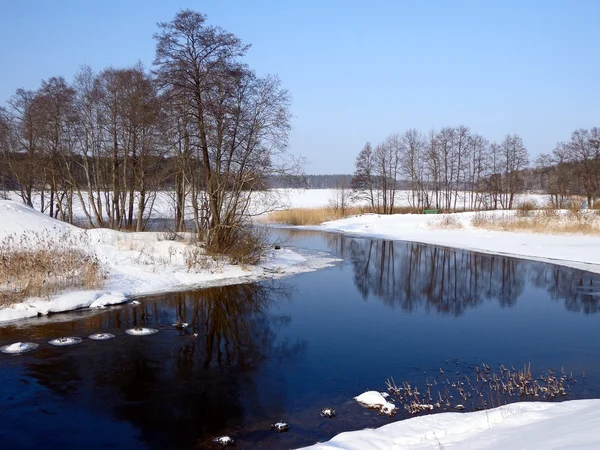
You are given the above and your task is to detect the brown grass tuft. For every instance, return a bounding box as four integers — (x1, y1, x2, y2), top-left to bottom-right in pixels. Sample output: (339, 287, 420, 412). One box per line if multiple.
(472, 209, 600, 235)
(516, 201, 538, 217)
(432, 214, 463, 229)
(0, 230, 106, 306)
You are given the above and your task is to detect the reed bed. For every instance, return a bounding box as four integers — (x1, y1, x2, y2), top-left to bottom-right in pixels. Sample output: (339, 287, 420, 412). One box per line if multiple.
(266, 205, 418, 226)
(386, 362, 578, 416)
(0, 230, 105, 306)
(472, 208, 600, 235)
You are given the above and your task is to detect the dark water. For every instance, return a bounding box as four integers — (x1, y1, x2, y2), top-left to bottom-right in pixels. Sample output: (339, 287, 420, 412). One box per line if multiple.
(2, 230, 600, 449)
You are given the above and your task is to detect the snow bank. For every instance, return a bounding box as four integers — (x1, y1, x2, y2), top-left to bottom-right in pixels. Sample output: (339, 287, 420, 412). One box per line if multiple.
(315, 210, 600, 274)
(0, 200, 339, 324)
(298, 399, 600, 449)
(0, 201, 79, 239)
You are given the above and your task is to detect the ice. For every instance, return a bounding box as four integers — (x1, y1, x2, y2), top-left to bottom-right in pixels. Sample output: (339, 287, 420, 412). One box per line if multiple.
(0, 342, 39, 354)
(354, 391, 389, 407)
(88, 333, 115, 340)
(125, 327, 158, 336)
(48, 336, 83, 346)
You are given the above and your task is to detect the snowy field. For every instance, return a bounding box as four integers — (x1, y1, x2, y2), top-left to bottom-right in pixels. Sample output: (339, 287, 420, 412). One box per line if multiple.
(4, 189, 551, 221)
(0, 200, 338, 324)
(299, 399, 600, 449)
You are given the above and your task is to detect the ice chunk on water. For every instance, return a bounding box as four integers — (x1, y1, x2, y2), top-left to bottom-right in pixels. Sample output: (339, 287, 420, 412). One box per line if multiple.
(1, 342, 39, 354)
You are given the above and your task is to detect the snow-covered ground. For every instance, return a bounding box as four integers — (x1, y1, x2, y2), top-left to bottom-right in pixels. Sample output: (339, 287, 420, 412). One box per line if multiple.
(298, 399, 600, 449)
(0, 200, 338, 324)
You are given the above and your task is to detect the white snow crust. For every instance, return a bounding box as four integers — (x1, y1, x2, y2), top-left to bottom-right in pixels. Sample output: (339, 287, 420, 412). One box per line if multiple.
(125, 327, 158, 336)
(48, 336, 82, 346)
(0, 342, 39, 354)
(298, 399, 600, 449)
(88, 333, 115, 340)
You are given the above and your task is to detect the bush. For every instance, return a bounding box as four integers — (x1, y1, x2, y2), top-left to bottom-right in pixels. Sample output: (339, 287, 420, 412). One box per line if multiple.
(434, 214, 463, 228)
(205, 224, 271, 267)
(516, 201, 537, 217)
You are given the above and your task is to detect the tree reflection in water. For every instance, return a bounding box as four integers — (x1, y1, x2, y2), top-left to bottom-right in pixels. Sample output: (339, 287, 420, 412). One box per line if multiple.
(6, 280, 303, 449)
(323, 233, 600, 315)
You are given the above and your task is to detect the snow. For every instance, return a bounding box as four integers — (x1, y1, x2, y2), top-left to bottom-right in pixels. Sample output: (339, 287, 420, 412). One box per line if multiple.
(0, 342, 39, 354)
(354, 391, 398, 416)
(124, 327, 159, 336)
(314, 210, 600, 274)
(0, 200, 338, 324)
(298, 399, 600, 449)
(354, 391, 392, 408)
(88, 333, 115, 340)
(48, 337, 83, 346)
(265, 189, 550, 211)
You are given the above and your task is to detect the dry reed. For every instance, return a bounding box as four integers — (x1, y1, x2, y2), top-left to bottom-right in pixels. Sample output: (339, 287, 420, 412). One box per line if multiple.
(386, 362, 577, 416)
(472, 208, 600, 235)
(266, 205, 418, 225)
(0, 230, 106, 306)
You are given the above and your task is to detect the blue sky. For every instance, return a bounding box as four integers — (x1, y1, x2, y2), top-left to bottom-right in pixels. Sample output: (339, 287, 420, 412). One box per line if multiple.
(1, 0, 598, 174)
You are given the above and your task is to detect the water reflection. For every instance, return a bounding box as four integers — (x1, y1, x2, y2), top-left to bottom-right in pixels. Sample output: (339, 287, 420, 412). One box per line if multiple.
(1, 281, 303, 449)
(300, 230, 600, 315)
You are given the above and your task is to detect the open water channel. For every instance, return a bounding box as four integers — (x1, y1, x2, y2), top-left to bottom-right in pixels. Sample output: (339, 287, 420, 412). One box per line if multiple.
(1, 229, 600, 449)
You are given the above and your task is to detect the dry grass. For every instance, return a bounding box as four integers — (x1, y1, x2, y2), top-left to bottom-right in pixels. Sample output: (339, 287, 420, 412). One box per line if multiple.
(0, 230, 106, 306)
(472, 208, 600, 235)
(267, 207, 362, 225)
(267, 205, 418, 225)
(431, 214, 464, 229)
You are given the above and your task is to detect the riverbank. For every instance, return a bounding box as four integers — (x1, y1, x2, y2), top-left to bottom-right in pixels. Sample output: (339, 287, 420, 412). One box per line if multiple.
(298, 399, 600, 449)
(307, 210, 600, 275)
(0, 200, 338, 324)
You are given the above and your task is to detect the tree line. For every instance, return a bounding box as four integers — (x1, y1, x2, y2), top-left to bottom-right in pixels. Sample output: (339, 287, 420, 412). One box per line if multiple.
(0, 10, 294, 253)
(351, 126, 600, 213)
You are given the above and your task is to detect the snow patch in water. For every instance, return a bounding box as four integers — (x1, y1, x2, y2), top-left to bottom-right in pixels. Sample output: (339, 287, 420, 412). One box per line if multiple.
(48, 336, 83, 346)
(1, 342, 39, 354)
(88, 333, 115, 340)
(125, 327, 158, 336)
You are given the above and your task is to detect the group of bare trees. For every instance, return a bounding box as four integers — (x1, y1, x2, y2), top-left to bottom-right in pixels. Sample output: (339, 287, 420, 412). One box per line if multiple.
(0, 66, 165, 230)
(0, 10, 293, 253)
(537, 128, 600, 208)
(352, 127, 529, 212)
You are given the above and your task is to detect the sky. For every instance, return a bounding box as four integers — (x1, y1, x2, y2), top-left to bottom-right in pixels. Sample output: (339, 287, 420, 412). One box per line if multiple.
(1, 0, 599, 174)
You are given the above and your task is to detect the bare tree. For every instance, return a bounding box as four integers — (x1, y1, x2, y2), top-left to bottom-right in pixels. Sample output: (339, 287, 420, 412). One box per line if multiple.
(536, 149, 572, 208)
(563, 128, 600, 207)
(5, 89, 47, 208)
(329, 177, 350, 214)
(500, 134, 529, 209)
(399, 128, 427, 210)
(154, 10, 292, 252)
(351, 142, 377, 210)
